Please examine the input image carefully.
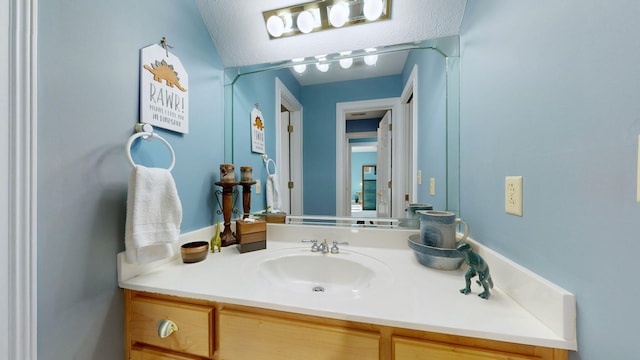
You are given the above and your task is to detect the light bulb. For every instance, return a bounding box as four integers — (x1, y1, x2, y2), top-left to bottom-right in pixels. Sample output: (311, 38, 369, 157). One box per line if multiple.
(292, 58, 306, 74)
(329, 2, 350, 28)
(296, 10, 315, 33)
(364, 48, 378, 65)
(363, 0, 384, 21)
(339, 58, 353, 69)
(316, 62, 330, 72)
(266, 15, 285, 37)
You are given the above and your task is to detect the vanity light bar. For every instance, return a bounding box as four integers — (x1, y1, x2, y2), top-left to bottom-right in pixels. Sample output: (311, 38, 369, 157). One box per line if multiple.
(263, 0, 391, 39)
(287, 47, 381, 74)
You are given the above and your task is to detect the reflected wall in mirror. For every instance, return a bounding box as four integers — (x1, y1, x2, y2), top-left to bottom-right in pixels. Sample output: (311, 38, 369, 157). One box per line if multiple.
(224, 36, 460, 223)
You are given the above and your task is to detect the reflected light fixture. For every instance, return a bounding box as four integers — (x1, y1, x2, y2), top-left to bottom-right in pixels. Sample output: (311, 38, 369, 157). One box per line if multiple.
(364, 48, 378, 66)
(316, 62, 330, 72)
(263, 0, 391, 39)
(292, 58, 307, 74)
(315, 54, 330, 72)
(339, 51, 353, 69)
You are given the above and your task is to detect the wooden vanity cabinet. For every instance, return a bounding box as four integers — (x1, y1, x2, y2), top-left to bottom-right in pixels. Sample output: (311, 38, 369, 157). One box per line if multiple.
(124, 290, 568, 360)
(218, 308, 380, 359)
(125, 290, 215, 359)
(392, 335, 567, 360)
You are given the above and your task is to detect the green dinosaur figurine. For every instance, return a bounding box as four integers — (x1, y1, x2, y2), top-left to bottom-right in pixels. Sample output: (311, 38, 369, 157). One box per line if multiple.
(210, 221, 222, 253)
(457, 242, 494, 299)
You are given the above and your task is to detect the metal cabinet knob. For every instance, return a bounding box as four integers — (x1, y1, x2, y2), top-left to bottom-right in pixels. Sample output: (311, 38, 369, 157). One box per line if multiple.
(157, 319, 178, 338)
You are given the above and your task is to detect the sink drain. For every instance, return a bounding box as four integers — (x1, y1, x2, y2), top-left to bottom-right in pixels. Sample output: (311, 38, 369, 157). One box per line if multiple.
(312, 286, 325, 293)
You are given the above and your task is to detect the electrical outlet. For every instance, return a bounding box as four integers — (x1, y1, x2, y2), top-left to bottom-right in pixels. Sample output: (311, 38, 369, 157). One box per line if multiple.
(505, 176, 523, 216)
(255, 179, 261, 194)
(429, 177, 435, 196)
(417, 170, 422, 185)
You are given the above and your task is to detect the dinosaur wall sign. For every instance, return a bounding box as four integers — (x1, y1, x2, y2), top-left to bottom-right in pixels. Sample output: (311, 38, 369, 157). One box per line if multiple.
(251, 105, 265, 154)
(140, 44, 189, 134)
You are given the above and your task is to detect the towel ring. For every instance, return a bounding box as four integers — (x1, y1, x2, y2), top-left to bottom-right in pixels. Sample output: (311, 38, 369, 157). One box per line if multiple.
(264, 158, 277, 176)
(126, 132, 176, 171)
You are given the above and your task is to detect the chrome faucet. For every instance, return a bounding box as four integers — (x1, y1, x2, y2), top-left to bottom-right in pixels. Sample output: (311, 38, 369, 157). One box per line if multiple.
(317, 239, 329, 253)
(330, 241, 349, 254)
(302, 239, 320, 252)
(302, 239, 348, 254)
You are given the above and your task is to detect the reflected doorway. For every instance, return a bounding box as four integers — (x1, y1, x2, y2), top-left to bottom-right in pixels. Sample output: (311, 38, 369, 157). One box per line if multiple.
(350, 140, 377, 217)
(338, 98, 401, 217)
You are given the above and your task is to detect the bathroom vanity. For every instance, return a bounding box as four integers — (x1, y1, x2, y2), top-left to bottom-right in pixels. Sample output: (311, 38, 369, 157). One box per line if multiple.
(119, 224, 576, 359)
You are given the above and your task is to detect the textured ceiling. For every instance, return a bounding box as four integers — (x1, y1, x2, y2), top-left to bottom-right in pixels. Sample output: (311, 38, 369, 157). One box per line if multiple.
(195, 0, 467, 68)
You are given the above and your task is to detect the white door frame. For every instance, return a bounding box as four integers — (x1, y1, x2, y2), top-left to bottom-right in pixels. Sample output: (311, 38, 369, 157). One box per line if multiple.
(275, 78, 303, 214)
(336, 98, 404, 217)
(4, 0, 38, 359)
(401, 65, 419, 204)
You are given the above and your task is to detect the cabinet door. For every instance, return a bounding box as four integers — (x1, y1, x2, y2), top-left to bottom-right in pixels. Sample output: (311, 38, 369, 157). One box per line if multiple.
(129, 295, 214, 358)
(219, 309, 380, 359)
(393, 336, 539, 360)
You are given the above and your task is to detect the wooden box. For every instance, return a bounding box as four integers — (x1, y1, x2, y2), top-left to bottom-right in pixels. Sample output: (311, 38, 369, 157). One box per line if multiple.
(236, 219, 266, 253)
(265, 212, 287, 223)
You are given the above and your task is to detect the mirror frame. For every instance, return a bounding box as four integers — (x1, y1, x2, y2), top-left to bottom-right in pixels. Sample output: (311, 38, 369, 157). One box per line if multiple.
(223, 35, 460, 219)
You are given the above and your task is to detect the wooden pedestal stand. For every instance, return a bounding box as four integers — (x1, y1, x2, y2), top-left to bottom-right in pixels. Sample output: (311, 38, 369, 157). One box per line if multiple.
(215, 181, 239, 247)
(240, 181, 256, 219)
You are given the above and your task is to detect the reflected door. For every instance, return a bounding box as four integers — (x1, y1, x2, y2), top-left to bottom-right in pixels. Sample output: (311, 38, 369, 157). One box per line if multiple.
(279, 111, 291, 213)
(377, 111, 392, 217)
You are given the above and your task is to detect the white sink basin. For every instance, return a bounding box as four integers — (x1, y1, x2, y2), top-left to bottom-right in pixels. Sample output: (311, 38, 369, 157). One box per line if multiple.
(247, 248, 393, 297)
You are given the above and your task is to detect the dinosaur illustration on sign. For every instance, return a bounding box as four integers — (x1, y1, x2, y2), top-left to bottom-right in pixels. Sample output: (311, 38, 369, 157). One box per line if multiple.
(144, 59, 187, 92)
(253, 116, 265, 131)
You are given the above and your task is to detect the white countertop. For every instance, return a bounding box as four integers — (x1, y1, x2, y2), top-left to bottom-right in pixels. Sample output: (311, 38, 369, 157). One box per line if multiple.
(118, 224, 577, 351)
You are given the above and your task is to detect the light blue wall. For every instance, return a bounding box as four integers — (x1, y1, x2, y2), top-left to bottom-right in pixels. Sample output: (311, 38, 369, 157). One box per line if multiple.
(402, 50, 447, 210)
(37, 1, 224, 358)
(231, 69, 301, 212)
(301, 75, 402, 215)
(460, 1, 640, 358)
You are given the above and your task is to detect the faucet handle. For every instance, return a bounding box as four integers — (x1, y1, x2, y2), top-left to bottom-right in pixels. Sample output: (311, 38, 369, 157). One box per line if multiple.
(302, 239, 319, 252)
(330, 241, 349, 254)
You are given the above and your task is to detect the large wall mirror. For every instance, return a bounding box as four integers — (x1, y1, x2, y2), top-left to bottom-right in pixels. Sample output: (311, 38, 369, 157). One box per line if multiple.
(224, 36, 460, 224)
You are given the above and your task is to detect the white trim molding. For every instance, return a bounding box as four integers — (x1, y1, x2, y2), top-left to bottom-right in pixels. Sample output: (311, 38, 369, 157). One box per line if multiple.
(275, 78, 304, 214)
(400, 65, 418, 204)
(7, 0, 38, 359)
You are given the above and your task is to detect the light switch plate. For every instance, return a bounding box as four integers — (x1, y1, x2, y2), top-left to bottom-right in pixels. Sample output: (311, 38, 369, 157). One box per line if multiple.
(505, 176, 523, 216)
(429, 177, 435, 196)
(255, 179, 261, 194)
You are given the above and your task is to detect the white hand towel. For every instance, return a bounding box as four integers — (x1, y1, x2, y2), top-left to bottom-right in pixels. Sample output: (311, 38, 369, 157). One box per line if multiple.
(125, 165, 182, 264)
(266, 173, 281, 213)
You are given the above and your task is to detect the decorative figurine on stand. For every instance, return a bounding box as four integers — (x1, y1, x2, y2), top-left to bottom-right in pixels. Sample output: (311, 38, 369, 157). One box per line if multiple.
(210, 221, 222, 253)
(239, 166, 256, 219)
(457, 242, 494, 299)
(215, 164, 239, 246)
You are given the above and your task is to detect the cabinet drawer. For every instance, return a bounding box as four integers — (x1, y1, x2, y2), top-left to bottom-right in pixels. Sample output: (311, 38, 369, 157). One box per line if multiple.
(130, 344, 204, 360)
(393, 336, 538, 360)
(129, 295, 213, 358)
(219, 309, 379, 359)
